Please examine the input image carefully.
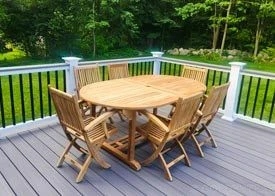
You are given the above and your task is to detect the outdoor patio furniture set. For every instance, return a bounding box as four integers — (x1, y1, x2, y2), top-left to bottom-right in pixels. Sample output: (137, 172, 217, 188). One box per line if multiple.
(49, 64, 230, 183)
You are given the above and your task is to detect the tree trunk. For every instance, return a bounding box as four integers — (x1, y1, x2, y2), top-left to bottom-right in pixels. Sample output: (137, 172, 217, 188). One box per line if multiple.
(212, 3, 219, 50)
(220, 0, 232, 55)
(92, 1, 96, 57)
(212, 27, 219, 49)
(253, 18, 262, 58)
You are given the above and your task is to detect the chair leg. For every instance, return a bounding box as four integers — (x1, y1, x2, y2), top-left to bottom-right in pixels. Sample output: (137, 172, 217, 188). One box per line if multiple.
(118, 111, 125, 122)
(76, 154, 93, 183)
(175, 138, 191, 166)
(57, 137, 76, 167)
(97, 106, 105, 116)
(142, 143, 164, 166)
(88, 142, 111, 169)
(65, 132, 87, 154)
(191, 134, 205, 158)
(203, 124, 217, 148)
(168, 106, 175, 118)
(159, 153, 173, 181)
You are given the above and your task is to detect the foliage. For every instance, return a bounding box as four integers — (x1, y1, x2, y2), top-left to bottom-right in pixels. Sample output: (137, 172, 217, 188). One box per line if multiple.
(0, 0, 274, 60)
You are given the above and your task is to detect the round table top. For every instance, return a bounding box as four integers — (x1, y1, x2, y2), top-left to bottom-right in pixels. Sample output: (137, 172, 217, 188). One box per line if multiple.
(79, 75, 206, 110)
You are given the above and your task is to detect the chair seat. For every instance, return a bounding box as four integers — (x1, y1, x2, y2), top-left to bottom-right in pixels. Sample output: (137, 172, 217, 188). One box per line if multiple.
(67, 116, 116, 142)
(138, 119, 169, 144)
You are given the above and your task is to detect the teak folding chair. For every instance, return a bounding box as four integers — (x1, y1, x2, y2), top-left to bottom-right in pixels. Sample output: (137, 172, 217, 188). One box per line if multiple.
(74, 64, 115, 121)
(107, 63, 129, 120)
(167, 65, 208, 117)
(74, 65, 102, 116)
(49, 86, 117, 183)
(181, 65, 208, 84)
(137, 93, 203, 181)
(108, 63, 129, 80)
(192, 83, 230, 157)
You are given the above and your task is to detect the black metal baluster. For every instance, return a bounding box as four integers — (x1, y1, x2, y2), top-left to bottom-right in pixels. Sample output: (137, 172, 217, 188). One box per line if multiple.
(63, 70, 66, 91)
(173, 64, 176, 76)
(145, 62, 148, 74)
(268, 90, 275, 123)
(160, 62, 163, 75)
(19, 74, 25, 122)
(212, 70, 216, 86)
(168, 63, 172, 75)
(29, 73, 35, 120)
(47, 71, 52, 116)
(219, 72, 223, 85)
(178, 64, 182, 76)
(244, 76, 253, 116)
(260, 79, 270, 120)
(151, 62, 154, 74)
(226, 72, 230, 82)
(222, 72, 230, 109)
(38, 72, 43, 118)
(236, 75, 244, 113)
(141, 62, 144, 75)
(102, 66, 106, 80)
(252, 78, 261, 118)
(0, 77, 5, 127)
(55, 71, 59, 89)
(135, 63, 139, 76)
(9, 75, 16, 125)
(206, 70, 210, 86)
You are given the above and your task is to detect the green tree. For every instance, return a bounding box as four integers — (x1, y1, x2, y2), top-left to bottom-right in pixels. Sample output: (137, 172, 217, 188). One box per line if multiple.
(177, 0, 225, 50)
(251, 0, 275, 57)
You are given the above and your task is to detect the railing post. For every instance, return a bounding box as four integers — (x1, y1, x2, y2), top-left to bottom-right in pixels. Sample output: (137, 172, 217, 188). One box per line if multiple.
(222, 62, 246, 121)
(62, 57, 81, 93)
(151, 52, 164, 75)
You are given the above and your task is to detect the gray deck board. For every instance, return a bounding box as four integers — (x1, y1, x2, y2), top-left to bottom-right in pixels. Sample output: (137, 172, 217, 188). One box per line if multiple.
(0, 106, 275, 196)
(0, 171, 15, 196)
(0, 138, 59, 196)
(0, 148, 37, 195)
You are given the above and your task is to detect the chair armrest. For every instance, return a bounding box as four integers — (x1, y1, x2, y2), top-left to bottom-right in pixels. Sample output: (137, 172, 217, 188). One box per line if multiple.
(191, 110, 203, 131)
(84, 111, 115, 137)
(78, 99, 85, 104)
(196, 110, 203, 117)
(199, 94, 208, 110)
(140, 110, 169, 133)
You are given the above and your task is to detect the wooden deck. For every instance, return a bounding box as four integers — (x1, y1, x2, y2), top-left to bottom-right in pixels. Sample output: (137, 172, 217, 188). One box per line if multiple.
(0, 106, 275, 196)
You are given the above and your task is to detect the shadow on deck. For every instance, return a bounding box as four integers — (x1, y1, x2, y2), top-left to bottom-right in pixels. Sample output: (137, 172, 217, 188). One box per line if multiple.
(0, 106, 275, 196)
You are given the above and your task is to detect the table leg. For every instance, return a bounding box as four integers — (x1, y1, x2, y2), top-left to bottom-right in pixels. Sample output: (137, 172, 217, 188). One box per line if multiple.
(102, 110, 142, 171)
(128, 111, 136, 161)
(91, 105, 96, 117)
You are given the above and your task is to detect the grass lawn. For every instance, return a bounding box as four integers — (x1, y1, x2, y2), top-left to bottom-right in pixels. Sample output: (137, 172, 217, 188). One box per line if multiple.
(164, 54, 275, 73)
(0, 49, 274, 127)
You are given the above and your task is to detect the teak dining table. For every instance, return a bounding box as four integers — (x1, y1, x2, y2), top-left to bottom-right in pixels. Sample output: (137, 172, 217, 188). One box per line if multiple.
(79, 75, 206, 170)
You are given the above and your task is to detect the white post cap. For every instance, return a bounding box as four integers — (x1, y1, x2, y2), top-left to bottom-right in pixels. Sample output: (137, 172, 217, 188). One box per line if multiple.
(229, 62, 246, 68)
(151, 52, 164, 57)
(62, 57, 82, 63)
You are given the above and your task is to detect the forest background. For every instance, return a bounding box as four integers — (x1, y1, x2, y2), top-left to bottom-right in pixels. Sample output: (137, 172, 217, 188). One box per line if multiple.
(0, 0, 274, 71)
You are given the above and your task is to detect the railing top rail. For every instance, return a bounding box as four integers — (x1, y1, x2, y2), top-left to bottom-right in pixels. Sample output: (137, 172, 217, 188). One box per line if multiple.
(0, 63, 68, 76)
(78, 56, 155, 66)
(159, 57, 231, 72)
(241, 69, 275, 80)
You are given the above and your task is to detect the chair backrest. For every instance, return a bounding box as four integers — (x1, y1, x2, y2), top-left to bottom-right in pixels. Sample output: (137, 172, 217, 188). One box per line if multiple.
(49, 86, 85, 135)
(181, 65, 208, 84)
(74, 65, 101, 93)
(108, 63, 129, 80)
(201, 83, 230, 120)
(169, 93, 203, 135)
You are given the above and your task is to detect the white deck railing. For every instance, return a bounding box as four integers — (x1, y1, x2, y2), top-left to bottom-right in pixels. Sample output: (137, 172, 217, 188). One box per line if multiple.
(0, 52, 274, 137)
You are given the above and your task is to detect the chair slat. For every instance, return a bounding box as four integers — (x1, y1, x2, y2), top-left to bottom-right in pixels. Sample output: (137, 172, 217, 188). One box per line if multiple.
(181, 65, 208, 84)
(108, 63, 129, 80)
